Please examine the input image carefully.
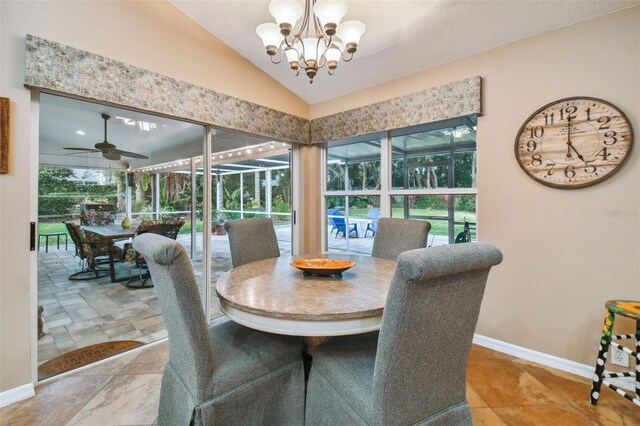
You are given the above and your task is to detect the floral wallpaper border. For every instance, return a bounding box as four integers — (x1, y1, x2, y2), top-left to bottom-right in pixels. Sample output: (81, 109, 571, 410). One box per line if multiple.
(309, 76, 482, 144)
(24, 35, 310, 144)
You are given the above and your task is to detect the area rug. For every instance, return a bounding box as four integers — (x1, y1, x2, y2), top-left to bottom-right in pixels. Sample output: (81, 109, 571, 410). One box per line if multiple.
(38, 340, 144, 380)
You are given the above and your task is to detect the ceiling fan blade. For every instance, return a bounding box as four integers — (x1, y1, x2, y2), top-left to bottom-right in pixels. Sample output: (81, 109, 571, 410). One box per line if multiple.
(111, 149, 149, 159)
(103, 152, 121, 161)
(63, 147, 100, 152)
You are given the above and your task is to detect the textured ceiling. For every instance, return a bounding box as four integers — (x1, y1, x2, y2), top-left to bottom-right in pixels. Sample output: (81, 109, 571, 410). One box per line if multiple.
(171, 0, 639, 104)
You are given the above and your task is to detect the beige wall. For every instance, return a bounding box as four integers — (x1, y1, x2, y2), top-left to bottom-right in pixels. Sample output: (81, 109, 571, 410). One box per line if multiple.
(311, 8, 640, 365)
(0, 0, 308, 393)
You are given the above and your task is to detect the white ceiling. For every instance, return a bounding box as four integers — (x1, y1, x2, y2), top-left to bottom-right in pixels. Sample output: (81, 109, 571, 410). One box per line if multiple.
(40, 93, 275, 169)
(171, 0, 639, 104)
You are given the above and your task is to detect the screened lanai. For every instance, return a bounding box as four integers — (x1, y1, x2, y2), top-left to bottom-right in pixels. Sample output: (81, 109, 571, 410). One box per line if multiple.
(36, 92, 292, 377)
(324, 115, 478, 254)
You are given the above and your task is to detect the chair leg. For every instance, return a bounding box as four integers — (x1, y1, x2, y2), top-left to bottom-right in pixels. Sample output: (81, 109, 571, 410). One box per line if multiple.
(591, 310, 615, 405)
(636, 320, 640, 401)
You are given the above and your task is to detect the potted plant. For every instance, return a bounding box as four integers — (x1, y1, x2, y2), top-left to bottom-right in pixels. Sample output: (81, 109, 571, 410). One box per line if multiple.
(213, 210, 226, 235)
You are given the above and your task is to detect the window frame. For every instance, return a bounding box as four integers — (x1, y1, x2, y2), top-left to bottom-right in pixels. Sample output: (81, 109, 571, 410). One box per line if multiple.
(321, 116, 478, 253)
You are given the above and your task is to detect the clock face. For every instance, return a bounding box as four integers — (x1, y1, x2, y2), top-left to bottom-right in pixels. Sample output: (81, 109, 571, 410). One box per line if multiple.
(515, 97, 633, 188)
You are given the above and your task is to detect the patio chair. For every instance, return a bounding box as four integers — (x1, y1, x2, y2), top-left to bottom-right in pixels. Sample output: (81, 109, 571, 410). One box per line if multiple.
(371, 218, 431, 260)
(305, 243, 503, 425)
(132, 233, 305, 425)
(123, 219, 185, 288)
(331, 211, 358, 239)
(327, 208, 339, 236)
(224, 217, 280, 268)
(364, 208, 381, 237)
(79, 203, 116, 226)
(64, 221, 122, 280)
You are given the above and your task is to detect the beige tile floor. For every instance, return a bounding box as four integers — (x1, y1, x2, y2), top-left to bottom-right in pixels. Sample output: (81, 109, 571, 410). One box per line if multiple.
(3, 340, 639, 425)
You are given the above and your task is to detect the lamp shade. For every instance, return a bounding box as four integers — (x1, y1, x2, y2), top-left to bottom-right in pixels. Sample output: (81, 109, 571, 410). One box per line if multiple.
(301, 38, 326, 63)
(256, 23, 283, 47)
(284, 46, 300, 63)
(336, 20, 366, 45)
(313, 0, 348, 27)
(269, 0, 304, 26)
(325, 41, 344, 63)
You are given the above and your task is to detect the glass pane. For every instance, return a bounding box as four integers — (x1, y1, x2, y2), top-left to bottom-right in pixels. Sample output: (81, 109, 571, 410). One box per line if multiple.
(391, 118, 476, 189)
(390, 195, 476, 245)
(326, 196, 380, 255)
(327, 138, 381, 191)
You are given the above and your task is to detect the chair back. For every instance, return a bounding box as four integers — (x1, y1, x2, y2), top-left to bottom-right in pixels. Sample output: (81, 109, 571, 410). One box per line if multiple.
(372, 242, 503, 425)
(80, 203, 116, 226)
(224, 218, 280, 268)
(64, 221, 86, 259)
(143, 220, 185, 240)
(330, 210, 346, 226)
(371, 218, 431, 260)
(132, 233, 215, 402)
(367, 208, 380, 232)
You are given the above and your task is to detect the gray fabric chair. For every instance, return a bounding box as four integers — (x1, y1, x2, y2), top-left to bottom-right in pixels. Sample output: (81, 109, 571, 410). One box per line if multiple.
(371, 218, 431, 261)
(132, 233, 305, 426)
(224, 218, 281, 268)
(305, 242, 503, 426)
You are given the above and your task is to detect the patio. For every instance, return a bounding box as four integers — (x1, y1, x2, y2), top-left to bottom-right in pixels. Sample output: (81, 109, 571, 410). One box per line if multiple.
(37, 227, 292, 367)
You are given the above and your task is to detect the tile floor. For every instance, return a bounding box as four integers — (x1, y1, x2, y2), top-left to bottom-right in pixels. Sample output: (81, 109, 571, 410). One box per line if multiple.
(3, 338, 639, 425)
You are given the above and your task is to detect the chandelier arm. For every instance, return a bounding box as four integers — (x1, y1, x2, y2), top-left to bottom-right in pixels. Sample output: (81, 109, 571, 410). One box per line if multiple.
(270, 49, 284, 65)
(341, 50, 355, 62)
(301, 0, 312, 38)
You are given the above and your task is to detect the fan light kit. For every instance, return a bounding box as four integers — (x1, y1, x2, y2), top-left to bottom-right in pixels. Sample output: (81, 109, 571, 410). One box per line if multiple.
(256, 0, 366, 83)
(64, 114, 149, 161)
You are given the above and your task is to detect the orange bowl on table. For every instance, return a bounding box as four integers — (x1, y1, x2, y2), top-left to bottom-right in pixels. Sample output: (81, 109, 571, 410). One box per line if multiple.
(290, 259, 356, 277)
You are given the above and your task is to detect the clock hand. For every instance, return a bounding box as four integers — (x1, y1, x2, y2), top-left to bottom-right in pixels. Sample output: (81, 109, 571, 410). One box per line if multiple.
(568, 142, 588, 165)
(566, 116, 572, 158)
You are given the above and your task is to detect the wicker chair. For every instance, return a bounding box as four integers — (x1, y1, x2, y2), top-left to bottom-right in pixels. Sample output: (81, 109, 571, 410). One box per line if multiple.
(64, 221, 122, 280)
(123, 220, 185, 288)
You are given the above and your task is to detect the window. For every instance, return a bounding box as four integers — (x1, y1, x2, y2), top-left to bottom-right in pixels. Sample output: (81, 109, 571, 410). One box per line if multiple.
(323, 116, 477, 254)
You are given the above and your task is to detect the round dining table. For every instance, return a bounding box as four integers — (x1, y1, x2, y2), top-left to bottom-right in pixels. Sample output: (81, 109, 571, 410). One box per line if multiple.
(216, 254, 397, 337)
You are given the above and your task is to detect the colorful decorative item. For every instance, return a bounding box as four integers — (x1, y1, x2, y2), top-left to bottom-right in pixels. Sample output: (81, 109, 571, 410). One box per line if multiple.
(121, 216, 131, 229)
(590, 299, 640, 407)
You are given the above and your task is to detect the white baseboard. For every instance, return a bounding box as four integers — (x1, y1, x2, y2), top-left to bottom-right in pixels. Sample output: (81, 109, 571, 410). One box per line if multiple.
(473, 334, 635, 392)
(0, 383, 35, 408)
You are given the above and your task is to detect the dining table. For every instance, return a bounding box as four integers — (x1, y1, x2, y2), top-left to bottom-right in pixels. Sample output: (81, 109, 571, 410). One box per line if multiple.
(215, 254, 397, 340)
(82, 224, 136, 283)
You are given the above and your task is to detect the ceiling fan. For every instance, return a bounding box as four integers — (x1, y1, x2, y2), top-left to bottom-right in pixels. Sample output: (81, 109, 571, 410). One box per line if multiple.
(64, 113, 149, 160)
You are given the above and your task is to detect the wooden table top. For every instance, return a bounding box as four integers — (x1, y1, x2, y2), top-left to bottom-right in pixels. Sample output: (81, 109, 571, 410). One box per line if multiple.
(216, 254, 397, 321)
(82, 225, 136, 240)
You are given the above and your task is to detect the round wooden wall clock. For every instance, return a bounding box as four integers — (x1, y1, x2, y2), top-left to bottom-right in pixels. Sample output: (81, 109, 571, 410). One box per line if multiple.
(515, 97, 633, 188)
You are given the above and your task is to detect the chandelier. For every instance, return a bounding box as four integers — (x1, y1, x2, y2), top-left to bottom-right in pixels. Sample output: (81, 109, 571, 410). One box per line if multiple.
(256, 0, 366, 83)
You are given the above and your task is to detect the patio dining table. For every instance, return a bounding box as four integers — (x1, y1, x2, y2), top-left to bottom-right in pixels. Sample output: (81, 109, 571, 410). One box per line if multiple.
(82, 224, 136, 283)
(216, 254, 397, 338)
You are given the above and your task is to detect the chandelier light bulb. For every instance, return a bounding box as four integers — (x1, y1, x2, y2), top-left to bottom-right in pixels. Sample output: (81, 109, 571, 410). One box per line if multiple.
(256, 23, 283, 55)
(269, 0, 304, 35)
(313, 0, 347, 35)
(325, 41, 343, 69)
(336, 20, 366, 52)
(301, 37, 326, 64)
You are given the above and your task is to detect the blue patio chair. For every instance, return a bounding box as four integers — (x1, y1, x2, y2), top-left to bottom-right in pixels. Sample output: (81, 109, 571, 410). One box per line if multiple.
(327, 208, 339, 236)
(332, 211, 358, 239)
(364, 208, 380, 237)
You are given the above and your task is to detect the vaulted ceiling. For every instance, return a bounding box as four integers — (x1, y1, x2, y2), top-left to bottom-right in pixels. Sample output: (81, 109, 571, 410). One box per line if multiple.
(171, 0, 639, 104)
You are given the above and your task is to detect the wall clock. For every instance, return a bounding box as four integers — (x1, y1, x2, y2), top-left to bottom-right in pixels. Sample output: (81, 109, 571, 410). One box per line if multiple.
(515, 97, 633, 189)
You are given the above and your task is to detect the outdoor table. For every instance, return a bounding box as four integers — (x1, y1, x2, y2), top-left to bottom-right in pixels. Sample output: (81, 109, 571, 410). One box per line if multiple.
(38, 232, 68, 252)
(216, 254, 396, 338)
(82, 225, 136, 283)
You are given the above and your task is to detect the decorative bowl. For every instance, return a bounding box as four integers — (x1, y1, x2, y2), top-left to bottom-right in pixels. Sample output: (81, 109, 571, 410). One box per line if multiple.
(290, 259, 356, 278)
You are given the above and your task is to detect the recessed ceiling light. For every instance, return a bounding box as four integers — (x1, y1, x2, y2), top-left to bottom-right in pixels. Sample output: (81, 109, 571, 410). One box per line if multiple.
(76, 130, 85, 135)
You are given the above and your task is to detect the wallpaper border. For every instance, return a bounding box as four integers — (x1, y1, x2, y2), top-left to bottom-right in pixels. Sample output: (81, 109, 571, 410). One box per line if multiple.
(309, 76, 482, 144)
(24, 35, 310, 144)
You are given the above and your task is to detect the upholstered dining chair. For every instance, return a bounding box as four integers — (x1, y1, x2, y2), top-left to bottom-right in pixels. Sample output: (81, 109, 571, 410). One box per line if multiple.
(224, 217, 280, 268)
(371, 218, 431, 261)
(132, 233, 305, 426)
(305, 242, 503, 426)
